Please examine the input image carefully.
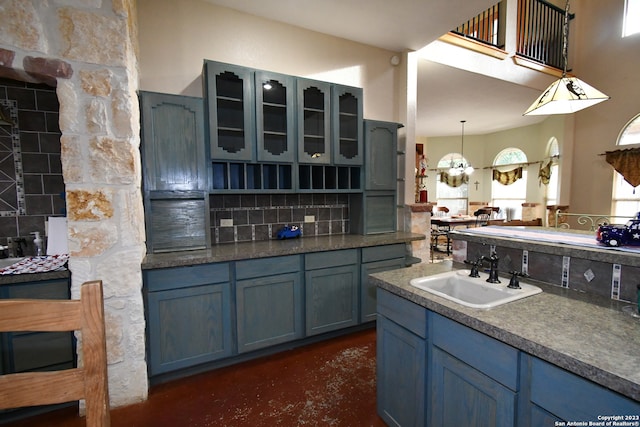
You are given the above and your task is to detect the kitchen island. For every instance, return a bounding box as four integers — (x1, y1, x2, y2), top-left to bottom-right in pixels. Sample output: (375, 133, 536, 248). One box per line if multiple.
(372, 256, 640, 425)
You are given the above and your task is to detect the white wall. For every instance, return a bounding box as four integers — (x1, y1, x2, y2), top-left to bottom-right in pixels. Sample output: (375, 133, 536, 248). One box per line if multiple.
(137, 0, 401, 123)
(568, 1, 640, 215)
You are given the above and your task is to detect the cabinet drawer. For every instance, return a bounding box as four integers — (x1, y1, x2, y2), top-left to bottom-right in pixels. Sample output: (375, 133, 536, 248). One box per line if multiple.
(432, 313, 518, 391)
(145, 263, 230, 292)
(235, 255, 300, 280)
(305, 249, 358, 270)
(530, 357, 640, 419)
(362, 244, 405, 263)
(377, 288, 427, 338)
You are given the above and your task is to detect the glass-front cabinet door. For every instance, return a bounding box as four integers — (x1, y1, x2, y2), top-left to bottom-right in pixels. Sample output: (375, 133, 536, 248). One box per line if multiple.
(332, 85, 363, 165)
(297, 79, 331, 164)
(204, 61, 255, 161)
(255, 71, 296, 163)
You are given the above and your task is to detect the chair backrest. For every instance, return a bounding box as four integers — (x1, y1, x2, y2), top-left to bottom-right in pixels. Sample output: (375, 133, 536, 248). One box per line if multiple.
(474, 208, 492, 226)
(434, 206, 449, 217)
(0, 280, 110, 427)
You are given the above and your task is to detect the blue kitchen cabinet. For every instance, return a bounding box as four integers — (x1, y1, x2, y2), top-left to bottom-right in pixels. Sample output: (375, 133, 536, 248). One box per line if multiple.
(297, 78, 331, 164)
(376, 288, 428, 427)
(203, 61, 255, 162)
(525, 355, 640, 423)
(332, 85, 363, 166)
(144, 263, 232, 376)
(235, 255, 303, 353)
(139, 91, 207, 192)
(255, 70, 296, 163)
(1, 279, 74, 374)
(305, 249, 359, 336)
(430, 314, 518, 427)
(360, 244, 406, 322)
(351, 120, 401, 234)
(139, 91, 209, 253)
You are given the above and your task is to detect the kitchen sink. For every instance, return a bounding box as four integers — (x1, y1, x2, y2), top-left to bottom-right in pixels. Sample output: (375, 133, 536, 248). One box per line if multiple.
(409, 269, 542, 309)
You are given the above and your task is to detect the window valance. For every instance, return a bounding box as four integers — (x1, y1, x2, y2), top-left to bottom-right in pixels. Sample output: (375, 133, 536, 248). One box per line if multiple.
(604, 147, 640, 187)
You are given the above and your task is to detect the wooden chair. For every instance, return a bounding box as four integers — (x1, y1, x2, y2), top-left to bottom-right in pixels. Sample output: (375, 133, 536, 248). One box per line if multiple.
(473, 208, 493, 227)
(431, 206, 451, 258)
(0, 280, 110, 427)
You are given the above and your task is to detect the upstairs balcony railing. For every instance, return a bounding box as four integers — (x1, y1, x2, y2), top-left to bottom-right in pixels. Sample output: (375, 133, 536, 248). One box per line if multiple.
(516, 0, 571, 69)
(451, 0, 571, 71)
(452, 2, 505, 48)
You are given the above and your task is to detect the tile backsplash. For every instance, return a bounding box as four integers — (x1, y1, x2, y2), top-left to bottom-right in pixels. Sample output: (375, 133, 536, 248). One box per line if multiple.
(211, 193, 349, 244)
(0, 78, 65, 243)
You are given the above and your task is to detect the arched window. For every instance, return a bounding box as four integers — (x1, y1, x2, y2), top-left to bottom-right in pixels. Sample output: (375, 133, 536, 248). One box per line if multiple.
(612, 113, 640, 217)
(436, 153, 469, 214)
(491, 148, 528, 220)
(544, 137, 560, 207)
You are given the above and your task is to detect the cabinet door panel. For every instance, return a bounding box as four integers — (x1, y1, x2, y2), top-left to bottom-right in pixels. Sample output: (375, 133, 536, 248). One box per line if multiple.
(332, 85, 363, 165)
(297, 79, 331, 164)
(236, 272, 303, 353)
(204, 62, 255, 161)
(305, 264, 358, 335)
(140, 91, 206, 191)
(361, 258, 405, 322)
(255, 71, 295, 163)
(147, 283, 232, 375)
(364, 120, 398, 190)
(431, 347, 517, 427)
(377, 315, 426, 427)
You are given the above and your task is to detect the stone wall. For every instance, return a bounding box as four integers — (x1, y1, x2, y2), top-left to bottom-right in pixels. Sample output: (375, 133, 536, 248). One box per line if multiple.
(0, 0, 148, 407)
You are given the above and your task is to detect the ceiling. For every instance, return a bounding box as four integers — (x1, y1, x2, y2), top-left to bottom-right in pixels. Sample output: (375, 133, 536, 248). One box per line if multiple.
(204, 0, 548, 137)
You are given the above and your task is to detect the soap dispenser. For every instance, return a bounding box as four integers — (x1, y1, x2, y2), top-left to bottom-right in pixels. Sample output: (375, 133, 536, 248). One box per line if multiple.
(31, 232, 43, 256)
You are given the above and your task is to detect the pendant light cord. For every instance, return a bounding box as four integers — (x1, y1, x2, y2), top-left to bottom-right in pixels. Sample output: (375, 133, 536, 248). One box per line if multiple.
(562, 0, 569, 77)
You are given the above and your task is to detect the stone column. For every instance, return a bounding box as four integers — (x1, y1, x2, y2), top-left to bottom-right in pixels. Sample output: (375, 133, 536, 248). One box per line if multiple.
(0, 0, 148, 407)
(406, 204, 433, 263)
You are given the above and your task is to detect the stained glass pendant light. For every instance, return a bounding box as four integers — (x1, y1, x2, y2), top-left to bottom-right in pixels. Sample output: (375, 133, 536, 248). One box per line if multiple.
(523, 0, 609, 116)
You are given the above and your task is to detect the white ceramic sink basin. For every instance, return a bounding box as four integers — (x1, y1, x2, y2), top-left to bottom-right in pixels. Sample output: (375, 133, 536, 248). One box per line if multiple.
(410, 270, 542, 309)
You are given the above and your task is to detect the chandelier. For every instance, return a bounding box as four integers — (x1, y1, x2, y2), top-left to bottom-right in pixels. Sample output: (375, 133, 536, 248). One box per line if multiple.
(524, 0, 609, 115)
(449, 120, 474, 176)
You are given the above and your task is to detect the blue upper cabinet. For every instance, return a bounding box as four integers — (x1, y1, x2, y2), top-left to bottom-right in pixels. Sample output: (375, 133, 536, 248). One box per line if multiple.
(139, 91, 206, 191)
(297, 78, 331, 164)
(332, 85, 363, 165)
(255, 71, 296, 163)
(204, 61, 255, 161)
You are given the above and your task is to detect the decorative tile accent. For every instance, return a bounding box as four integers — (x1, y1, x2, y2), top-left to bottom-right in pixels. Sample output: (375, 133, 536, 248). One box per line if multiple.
(611, 263, 621, 300)
(561, 256, 570, 288)
(522, 249, 529, 275)
(211, 193, 350, 244)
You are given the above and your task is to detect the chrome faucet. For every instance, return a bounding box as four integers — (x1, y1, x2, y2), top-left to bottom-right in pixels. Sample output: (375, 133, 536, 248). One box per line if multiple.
(481, 251, 501, 283)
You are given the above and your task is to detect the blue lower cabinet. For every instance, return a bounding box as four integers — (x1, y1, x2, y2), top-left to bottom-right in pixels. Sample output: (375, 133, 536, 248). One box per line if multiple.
(146, 281, 232, 375)
(1, 279, 74, 374)
(305, 249, 359, 336)
(377, 315, 426, 427)
(430, 347, 517, 426)
(527, 356, 640, 422)
(360, 244, 406, 322)
(145, 263, 233, 376)
(376, 288, 428, 427)
(235, 256, 303, 353)
(377, 292, 640, 427)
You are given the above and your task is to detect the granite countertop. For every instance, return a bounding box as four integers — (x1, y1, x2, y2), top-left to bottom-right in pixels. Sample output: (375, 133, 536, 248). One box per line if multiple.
(142, 232, 425, 270)
(451, 226, 640, 267)
(0, 270, 70, 285)
(370, 260, 640, 402)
